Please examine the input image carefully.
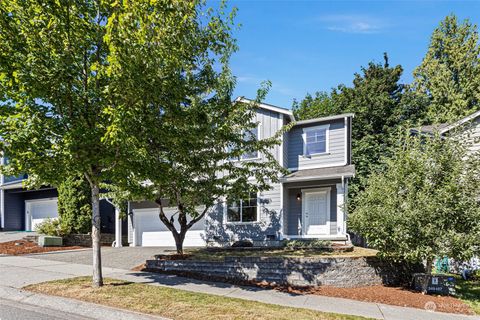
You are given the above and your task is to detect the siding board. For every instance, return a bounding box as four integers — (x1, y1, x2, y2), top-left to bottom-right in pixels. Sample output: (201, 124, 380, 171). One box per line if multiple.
(287, 120, 346, 170)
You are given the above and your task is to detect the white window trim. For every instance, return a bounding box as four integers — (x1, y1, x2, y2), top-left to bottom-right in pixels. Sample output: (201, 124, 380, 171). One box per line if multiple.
(302, 124, 330, 157)
(224, 192, 261, 225)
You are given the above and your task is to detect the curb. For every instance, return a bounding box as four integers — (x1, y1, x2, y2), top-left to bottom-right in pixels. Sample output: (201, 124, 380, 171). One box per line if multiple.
(22, 248, 91, 256)
(0, 285, 169, 320)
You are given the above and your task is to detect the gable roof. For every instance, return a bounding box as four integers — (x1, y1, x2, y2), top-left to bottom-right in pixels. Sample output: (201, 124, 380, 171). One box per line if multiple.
(234, 97, 295, 121)
(293, 113, 354, 126)
(439, 110, 480, 135)
(412, 110, 480, 135)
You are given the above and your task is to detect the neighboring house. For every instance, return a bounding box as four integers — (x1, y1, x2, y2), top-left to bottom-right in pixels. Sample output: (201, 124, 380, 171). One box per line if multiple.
(0, 158, 121, 233)
(128, 98, 355, 247)
(411, 109, 480, 155)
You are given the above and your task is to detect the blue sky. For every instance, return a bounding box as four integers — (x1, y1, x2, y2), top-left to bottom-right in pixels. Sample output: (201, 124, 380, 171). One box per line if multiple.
(220, 0, 480, 109)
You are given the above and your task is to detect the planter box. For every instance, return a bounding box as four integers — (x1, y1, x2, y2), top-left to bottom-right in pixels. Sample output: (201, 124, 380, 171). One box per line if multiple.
(38, 236, 63, 247)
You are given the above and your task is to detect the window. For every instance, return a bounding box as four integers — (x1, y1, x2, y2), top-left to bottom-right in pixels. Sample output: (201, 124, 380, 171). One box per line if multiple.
(226, 192, 258, 223)
(304, 125, 328, 156)
(228, 126, 259, 161)
(241, 126, 259, 160)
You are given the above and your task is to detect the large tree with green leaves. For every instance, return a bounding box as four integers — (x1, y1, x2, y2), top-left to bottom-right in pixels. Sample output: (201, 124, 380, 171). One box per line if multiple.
(0, 0, 115, 287)
(102, 1, 288, 254)
(414, 14, 480, 123)
(349, 132, 480, 272)
(0, 0, 241, 284)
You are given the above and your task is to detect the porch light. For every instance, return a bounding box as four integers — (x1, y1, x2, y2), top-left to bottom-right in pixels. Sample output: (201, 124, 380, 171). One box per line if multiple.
(296, 193, 302, 201)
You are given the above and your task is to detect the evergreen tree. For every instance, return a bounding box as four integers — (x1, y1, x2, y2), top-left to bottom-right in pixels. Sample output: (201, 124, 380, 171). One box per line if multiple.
(414, 14, 480, 123)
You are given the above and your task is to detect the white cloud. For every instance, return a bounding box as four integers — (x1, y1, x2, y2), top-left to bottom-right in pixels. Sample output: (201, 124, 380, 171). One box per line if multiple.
(318, 14, 387, 34)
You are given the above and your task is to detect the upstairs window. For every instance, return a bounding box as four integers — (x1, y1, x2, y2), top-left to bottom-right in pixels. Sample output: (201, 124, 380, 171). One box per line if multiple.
(303, 125, 329, 156)
(241, 126, 259, 160)
(228, 126, 259, 161)
(226, 192, 258, 223)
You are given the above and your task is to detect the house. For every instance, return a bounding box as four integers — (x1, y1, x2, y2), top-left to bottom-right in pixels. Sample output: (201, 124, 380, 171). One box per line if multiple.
(127, 98, 355, 247)
(411, 109, 480, 155)
(0, 159, 121, 234)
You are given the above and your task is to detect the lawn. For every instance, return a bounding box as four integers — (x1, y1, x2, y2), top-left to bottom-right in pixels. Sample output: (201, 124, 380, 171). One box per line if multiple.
(456, 279, 480, 314)
(25, 277, 370, 320)
(181, 246, 378, 261)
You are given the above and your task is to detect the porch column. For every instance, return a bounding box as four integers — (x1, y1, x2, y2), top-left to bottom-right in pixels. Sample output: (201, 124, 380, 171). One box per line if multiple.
(115, 207, 123, 248)
(336, 183, 346, 235)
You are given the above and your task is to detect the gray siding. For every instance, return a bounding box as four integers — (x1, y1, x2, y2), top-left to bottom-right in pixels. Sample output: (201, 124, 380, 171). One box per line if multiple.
(204, 183, 282, 244)
(3, 188, 58, 231)
(257, 108, 283, 163)
(287, 119, 347, 170)
(282, 117, 290, 168)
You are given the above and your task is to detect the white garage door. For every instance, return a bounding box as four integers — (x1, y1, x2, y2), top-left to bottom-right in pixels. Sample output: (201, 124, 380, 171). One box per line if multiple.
(134, 208, 205, 247)
(26, 199, 59, 231)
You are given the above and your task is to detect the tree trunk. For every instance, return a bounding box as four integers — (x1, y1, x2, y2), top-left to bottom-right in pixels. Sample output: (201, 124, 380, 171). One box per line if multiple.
(425, 257, 434, 274)
(174, 231, 186, 254)
(91, 183, 103, 287)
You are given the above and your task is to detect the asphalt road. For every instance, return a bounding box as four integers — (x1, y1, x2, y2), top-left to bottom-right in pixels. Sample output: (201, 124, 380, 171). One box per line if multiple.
(0, 299, 90, 320)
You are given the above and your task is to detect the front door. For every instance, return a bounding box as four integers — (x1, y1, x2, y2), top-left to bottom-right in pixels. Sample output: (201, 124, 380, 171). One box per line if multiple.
(302, 189, 329, 235)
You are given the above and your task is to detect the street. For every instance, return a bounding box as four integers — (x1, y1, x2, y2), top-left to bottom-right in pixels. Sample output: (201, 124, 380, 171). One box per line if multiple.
(0, 298, 89, 320)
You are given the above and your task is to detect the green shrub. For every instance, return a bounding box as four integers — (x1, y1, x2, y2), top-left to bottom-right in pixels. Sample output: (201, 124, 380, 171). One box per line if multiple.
(283, 239, 332, 249)
(36, 218, 71, 237)
(57, 175, 92, 234)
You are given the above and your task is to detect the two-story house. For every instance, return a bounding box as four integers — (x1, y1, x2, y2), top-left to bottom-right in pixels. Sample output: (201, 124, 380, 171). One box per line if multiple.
(0, 160, 121, 234)
(127, 98, 354, 247)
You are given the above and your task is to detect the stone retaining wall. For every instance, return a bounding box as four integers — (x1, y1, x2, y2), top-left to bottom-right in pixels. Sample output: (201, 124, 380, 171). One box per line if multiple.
(63, 234, 128, 247)
(146, 256, 414, 288)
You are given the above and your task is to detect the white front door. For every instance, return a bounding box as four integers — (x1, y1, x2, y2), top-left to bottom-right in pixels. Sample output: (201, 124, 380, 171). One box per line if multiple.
(25, 199, 59, 231)
(302, 189, 330, 235)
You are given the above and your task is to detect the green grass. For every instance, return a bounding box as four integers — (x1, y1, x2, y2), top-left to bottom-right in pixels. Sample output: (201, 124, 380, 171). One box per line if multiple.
(456, 279, 480, 314)
(25, 277, 370, 320)
(182, 246, 378, 261)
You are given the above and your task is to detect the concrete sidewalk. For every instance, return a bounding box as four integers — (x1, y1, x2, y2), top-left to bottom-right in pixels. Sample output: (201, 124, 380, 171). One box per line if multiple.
(1, 255, 479, 320)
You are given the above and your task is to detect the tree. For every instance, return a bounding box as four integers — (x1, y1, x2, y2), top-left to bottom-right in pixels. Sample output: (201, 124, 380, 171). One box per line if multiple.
(0, 0, 116, 286)
(102, 1, 288, 254)
(292, 91, 336, 120)
(349, 131, 480, 272)
(57, 175, 92, 235)
(414, 14, 480, 123)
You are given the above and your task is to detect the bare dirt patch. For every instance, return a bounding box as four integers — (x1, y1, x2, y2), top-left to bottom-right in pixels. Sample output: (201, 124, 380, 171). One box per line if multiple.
(0, 239, 83, 255)
(286, 285, 474, 315)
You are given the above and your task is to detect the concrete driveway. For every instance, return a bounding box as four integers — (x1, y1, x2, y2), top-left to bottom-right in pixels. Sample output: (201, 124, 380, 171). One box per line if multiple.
(0, 231, 36, 243)
(26, 246, 172, 270)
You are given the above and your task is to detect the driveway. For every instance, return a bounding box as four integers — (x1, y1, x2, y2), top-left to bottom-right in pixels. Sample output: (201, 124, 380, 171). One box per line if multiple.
(26, 246, 172, 270)
(0, 231, 36, 243)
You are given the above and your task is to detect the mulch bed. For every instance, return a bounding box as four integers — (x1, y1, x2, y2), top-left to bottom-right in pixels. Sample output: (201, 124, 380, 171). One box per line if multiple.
(284, 285, 473, 315)
(138, 265, 474, 315)
(0, 240, 83, 255)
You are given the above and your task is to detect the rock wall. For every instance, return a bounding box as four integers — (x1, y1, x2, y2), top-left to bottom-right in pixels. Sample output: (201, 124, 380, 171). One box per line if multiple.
(146, 256, 412, 288)
(63, 234, 128, 247)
